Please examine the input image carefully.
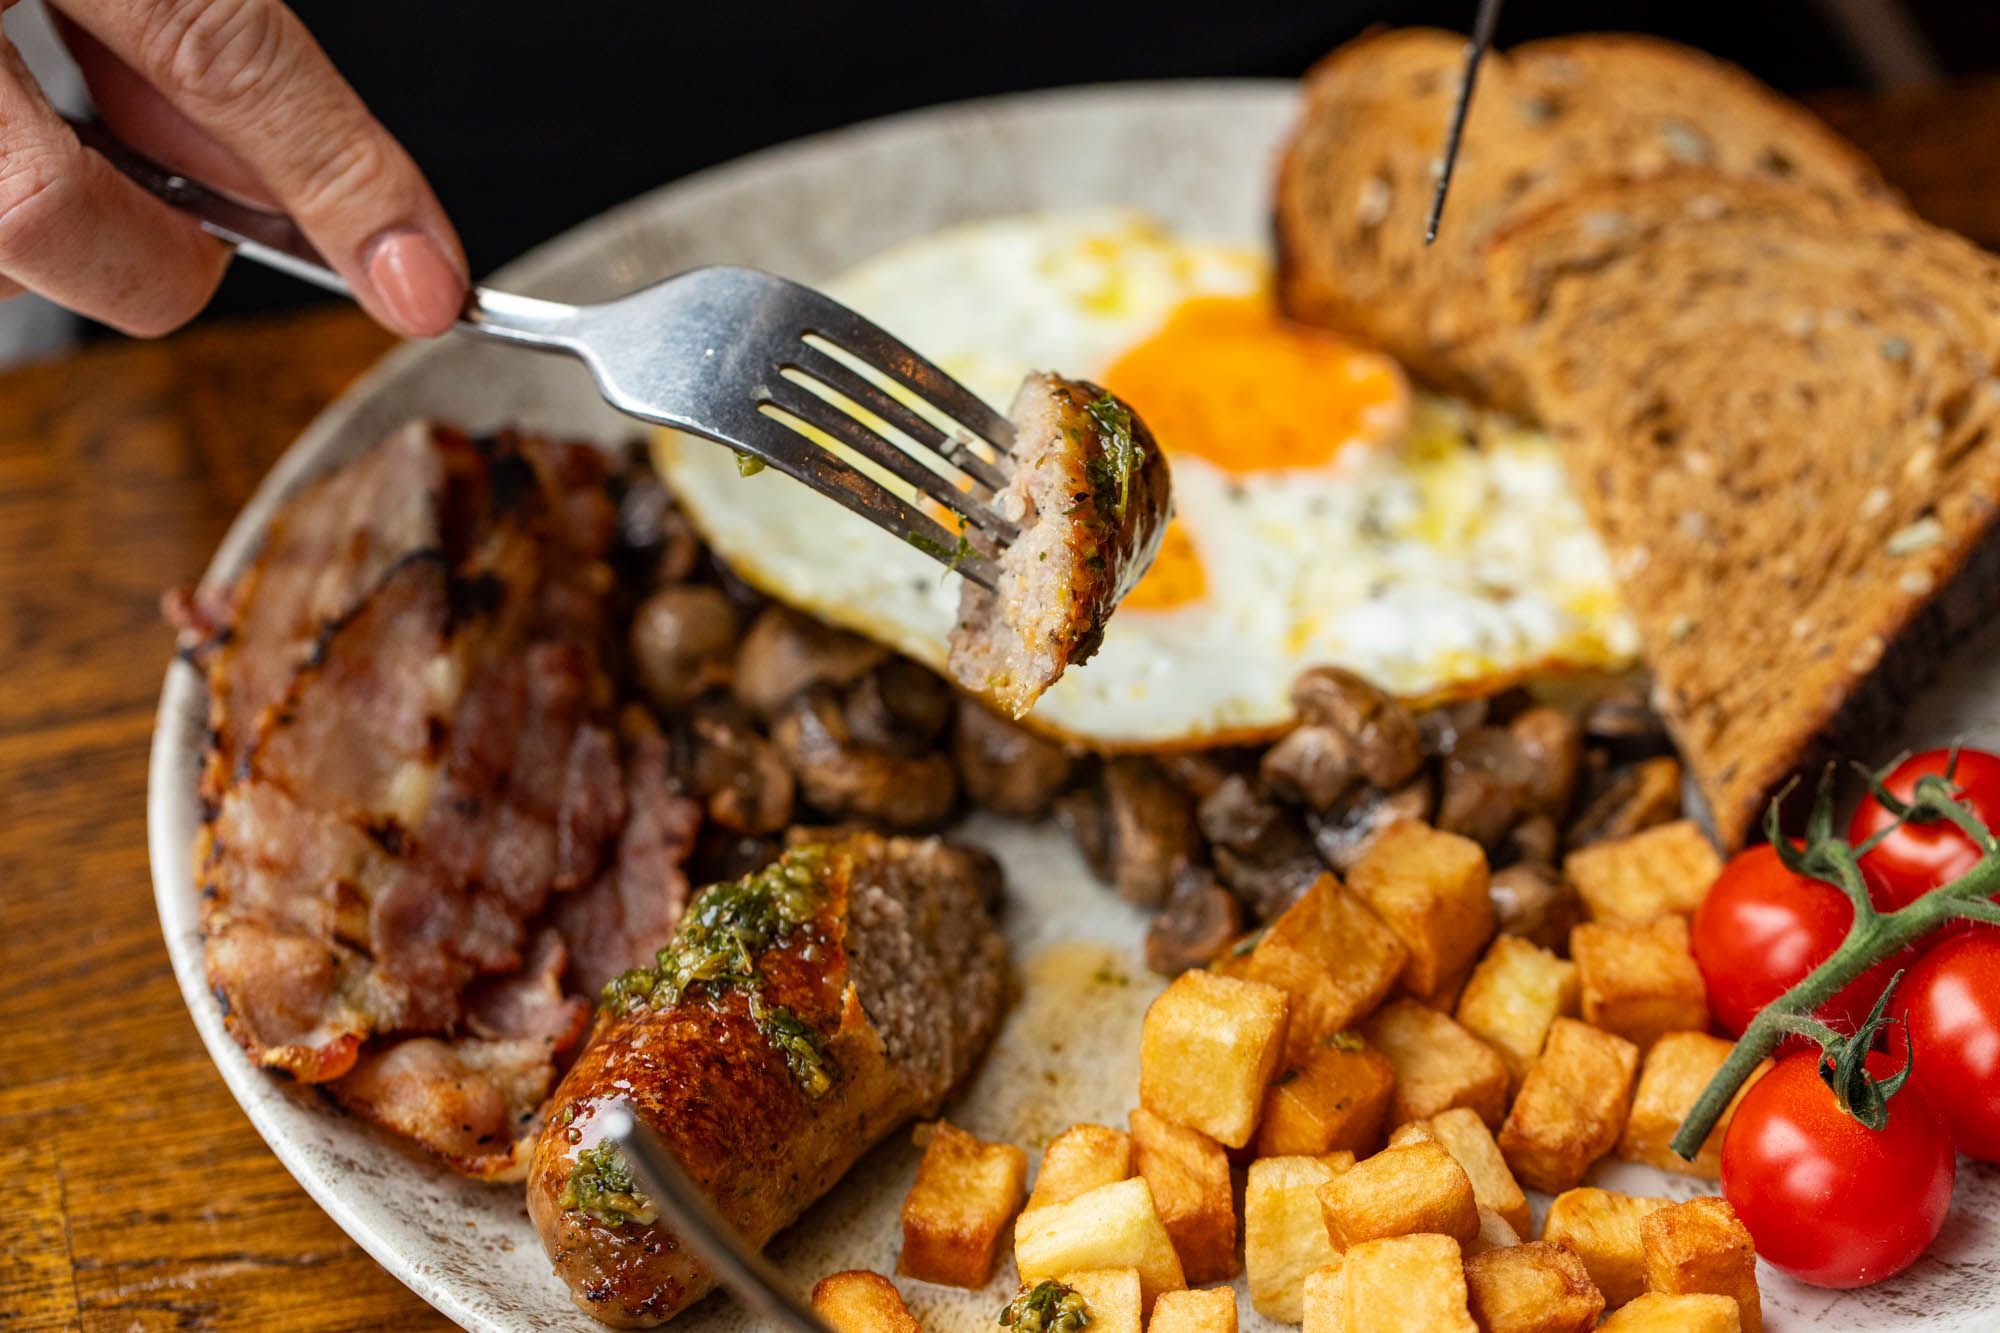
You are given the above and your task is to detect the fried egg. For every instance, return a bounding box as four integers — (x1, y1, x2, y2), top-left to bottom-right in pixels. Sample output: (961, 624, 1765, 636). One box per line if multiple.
(653, 210, 1638, 747)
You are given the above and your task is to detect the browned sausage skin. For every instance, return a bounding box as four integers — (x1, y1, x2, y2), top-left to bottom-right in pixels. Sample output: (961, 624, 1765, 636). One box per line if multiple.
(527, 834, 1007, 1326)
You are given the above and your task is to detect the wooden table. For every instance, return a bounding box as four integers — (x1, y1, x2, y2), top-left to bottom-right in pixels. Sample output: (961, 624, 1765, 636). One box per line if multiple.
(2, 78, 1998, 1331)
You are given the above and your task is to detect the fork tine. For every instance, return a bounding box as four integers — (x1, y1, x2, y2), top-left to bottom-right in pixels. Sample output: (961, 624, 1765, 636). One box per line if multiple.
(786, 342, 1002, 500)
(779, 282, 1019, 456)
(765, 375, 1018, 541)
(732, 408, 1000, 590)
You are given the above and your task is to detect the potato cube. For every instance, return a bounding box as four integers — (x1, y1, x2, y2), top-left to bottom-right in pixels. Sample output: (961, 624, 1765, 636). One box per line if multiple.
(1062, 1269, 1143, 1333)
(1598, 1292, 1741, 1332)
(1467, 1205, 1522, 1257)
(1148, 1286, 1239, 1333)
(1571, 917, 1709, 1051)
(1564, 821, 1720, 924)
(1030, 1123, 1133, 1211)
(1342, 1234, 1477, 1332)
(1362, 999, 1510, 1127)
(1463, 1241, 1605, 1333)
(1256, 1035, 1398, 1158)
(1229, 874, 1408, 1064)
(1540, 1188, 1671, 1308)
(1455, 935, 1580, 1093)
(1642, 1197, 1761, 1333)
(1619, 1033, 1770, 1180)
(810, 1271, 921, 1333)
(897, 1121, 1026, 1288)
(1015, 1178, 1186, 1310)
(1130, 1108, 1237, 1284)
(1349, 822, 1495, 997)
(1388, 1120, 1436, 1146)
(1245, 1156, 1343, 1323)
(1411, 960, 1477, 1014)
(1301, 1260, 1347, 1333)
(1319, 1149, 1358, 1173)
(1139, 969, 1290, 1148)
(1497, 1018, 1639, 1193)
(1318, 1141, 1479, 1247)
(1421, 1107, 1530, 1236)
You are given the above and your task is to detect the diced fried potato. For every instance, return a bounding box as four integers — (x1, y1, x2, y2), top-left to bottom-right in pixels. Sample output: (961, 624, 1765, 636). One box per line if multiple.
(1422, 1107, 1531, 1236)
(1257, 1034, 1398, 1158)
(1597, 1292, 1742, 1331)
(1228, 874, 1408, 1065)
(1061, 1269, 1143, 1333)
(1014, 1178, 1186, 1310)
(1030, 1123, 1134, 1211)
(1540, 1189, 1671, 1309)
(1463, 1241, 1606, 1333)
(1140, 969, 1290, 1148)
(1318, 1141, 1479, 1247)
(1388, 1120, 1436, 1146)
(1497, 1018, 1639, 1193)
(897, 1121, 1026, 1288)
(1301, 1260, 1347, 1333)
(1148, 1286, 1239, 1333)
(810, 1271, 922, 1333)
(1564, 821, 1721, 924)
(1245, 1156, 1343, 1323)
(1318, 1150, 1358, 1174)
(1642, 1197, 1761, 1333)
(1342, 1234, 1477, 1332)
(1130, 1107, 1237, 1284)
(1410, 960, 1476, 1014)
(1362, 999, 1510, 1127)
(1618, 1033, 1770, 1179)
(1455, 935, 1580, 1093)
(1570, 918, 1709, 1051)
(1467, 1205, 1522, 1257)
(1349, 822, 1495, 998)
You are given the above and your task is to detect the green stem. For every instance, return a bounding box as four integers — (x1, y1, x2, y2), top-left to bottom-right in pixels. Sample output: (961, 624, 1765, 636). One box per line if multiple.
(1670, 845, 2000, 1158)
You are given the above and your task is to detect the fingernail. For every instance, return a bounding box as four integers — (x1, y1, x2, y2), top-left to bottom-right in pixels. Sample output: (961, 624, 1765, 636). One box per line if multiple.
(365, 229, 465, 336)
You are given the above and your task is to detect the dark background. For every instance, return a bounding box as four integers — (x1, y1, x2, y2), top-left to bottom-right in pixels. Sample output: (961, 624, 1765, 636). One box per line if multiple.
(199, 0, 2000, 318)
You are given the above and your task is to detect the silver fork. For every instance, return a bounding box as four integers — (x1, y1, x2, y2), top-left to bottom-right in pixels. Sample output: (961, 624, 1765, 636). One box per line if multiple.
(73, 117, 1017, 588)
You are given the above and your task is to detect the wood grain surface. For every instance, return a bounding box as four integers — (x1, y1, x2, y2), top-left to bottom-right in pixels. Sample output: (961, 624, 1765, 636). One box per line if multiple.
(0, 80, 1993, 1331)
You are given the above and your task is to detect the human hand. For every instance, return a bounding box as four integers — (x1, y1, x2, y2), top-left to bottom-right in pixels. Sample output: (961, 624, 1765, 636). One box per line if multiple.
(0, 0, 466, 337)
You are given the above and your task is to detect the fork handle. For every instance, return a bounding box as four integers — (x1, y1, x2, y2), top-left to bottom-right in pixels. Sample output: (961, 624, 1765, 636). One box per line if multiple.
(68, 114, 583, 352)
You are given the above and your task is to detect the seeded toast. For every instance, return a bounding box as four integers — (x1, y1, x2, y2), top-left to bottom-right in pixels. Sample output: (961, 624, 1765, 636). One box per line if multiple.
(1486, 172, 2000, 848)
(1273, 29, 1887, 415)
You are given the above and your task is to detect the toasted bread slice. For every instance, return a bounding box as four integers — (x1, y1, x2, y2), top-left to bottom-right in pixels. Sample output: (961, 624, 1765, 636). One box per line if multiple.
(1487, 171, 2000, 848)
(1274, 30, 1885, 414)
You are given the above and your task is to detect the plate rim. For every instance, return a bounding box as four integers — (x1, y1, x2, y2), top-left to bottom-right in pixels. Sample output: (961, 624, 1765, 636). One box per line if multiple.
(144, 75, 1297, 1332)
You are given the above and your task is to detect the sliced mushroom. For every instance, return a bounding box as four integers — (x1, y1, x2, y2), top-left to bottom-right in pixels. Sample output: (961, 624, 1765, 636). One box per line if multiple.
(1582, 685, 1670, 751)
(613, 469, 701, 587)
(1489, 862, 1584, 954)
(1289, 666, 1423, 788)
(1568, 755, 1683, 846)
(1508, 706, 1583, 816)
(769, 686, 956, 830)
(843, 659, 954, 756)
(1055, 779, 1114, 882)
(952, 700, 1074, 817)
(1145, 866, 1244, 976)
(1502, 813, 1561, 868)
(1198, 775, 1298, 860)
(1436, 727, 1538, 850)
(629, 584, 741, 711)
(1260, 725, 1361, 810)
(733, 605, 888, 718)
(1103, 758, 1203, 909)
(1417, 697, 1489, 758)
(1213, 844, 1323, 923)
(679, 699, 794, 834)
(1304, 776, 1434, 873)
(1158, 750, 1250, 803)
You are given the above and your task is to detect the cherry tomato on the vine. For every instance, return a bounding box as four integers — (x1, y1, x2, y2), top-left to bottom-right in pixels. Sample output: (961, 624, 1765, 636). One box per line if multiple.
(1851, 747, 2000, 910)
(1691, 844, 1907, 1036)
(1894, 930, 2000, 1162)
(1721, 1048, 1954, 1288)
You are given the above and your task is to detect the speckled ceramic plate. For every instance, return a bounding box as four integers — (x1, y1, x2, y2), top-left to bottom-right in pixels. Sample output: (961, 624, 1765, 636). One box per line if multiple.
(149, 81, 2000, 1330)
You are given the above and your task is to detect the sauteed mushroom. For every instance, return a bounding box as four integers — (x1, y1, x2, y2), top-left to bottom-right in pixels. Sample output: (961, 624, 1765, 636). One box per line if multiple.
(770, 686, 956, 829)
(1489, 862, 1584, 954)
(678, 698, 794, 834)
(733, 605, 888, 718)
(1305, 777, 1433, 873)
(630, 585, 740, 710)
(951, 701, 1074, 817)
(1145, 865, 1244, 975)
(1436, 726, 1537, 849)
(1570, 755, 1683, 845)
(1508, 705, 1583, 815)
(843, 659, 954, 755)
(1290, 666, 1424, 788)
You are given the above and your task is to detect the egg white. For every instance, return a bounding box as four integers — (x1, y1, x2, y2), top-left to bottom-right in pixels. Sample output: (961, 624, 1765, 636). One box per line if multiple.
(654, 209, 1638, 746)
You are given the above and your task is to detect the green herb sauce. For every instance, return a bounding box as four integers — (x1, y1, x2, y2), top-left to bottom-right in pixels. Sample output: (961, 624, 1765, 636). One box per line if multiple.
(998, 1279, 1092, 1332)
(601, 847, 835, 1096)
(1083, 392, 1142, 521)
(906, 529, 976, 574)
(558, 1142, 658, 1227)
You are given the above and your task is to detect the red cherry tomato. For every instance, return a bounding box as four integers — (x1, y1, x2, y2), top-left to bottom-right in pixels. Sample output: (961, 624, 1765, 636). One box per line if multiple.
(1721, 1048, 1954, 1288)
(1895, 930, 2000, 1162)
(1692, 844, 1906, 1036)
(1851, 747, 2000, 909)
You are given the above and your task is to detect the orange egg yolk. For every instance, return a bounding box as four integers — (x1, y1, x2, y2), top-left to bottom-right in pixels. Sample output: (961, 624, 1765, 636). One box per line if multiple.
(1103, 294, 1409, 612)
